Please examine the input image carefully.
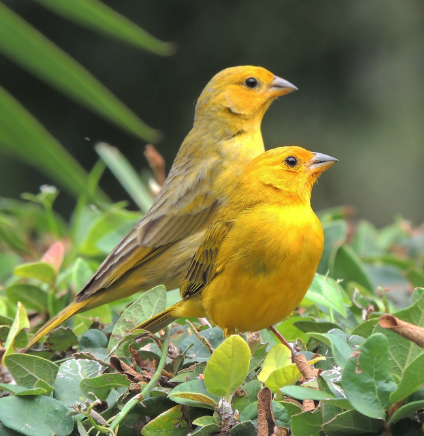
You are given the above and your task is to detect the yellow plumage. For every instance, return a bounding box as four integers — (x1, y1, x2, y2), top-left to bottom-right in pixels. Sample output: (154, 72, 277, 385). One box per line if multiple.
(135, 146, 337, 336)
(24, 66, 296, 351)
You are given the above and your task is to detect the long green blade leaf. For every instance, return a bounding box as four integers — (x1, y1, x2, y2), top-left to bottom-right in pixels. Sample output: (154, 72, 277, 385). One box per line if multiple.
(0, 86, 108, 203)
(32, 0, 175, 56)
(96, 142, 154, 213)
(0, 3, 160, 142)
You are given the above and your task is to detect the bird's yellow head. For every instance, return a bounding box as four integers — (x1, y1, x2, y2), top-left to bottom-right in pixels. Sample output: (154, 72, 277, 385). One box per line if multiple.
(195, 66, 297, 132)
(241, 146, 338, 204)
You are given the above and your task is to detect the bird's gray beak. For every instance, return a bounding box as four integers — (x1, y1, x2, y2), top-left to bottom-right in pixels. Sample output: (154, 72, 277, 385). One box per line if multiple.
(267, 75, 298, 97)
(308, 152, 338, 174)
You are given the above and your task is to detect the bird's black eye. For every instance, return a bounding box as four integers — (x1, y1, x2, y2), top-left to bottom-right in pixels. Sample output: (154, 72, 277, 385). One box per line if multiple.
(284, 156, 298, 167)
(244, 77, 258, 88)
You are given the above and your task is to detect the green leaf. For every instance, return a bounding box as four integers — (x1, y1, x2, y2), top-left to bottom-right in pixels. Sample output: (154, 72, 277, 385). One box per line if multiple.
(389, 400, 424, 424)
(303, 274, 348, 317)
(79, 208, 140, 256)
(5, 284, 47, 313)
(374, 288, 424, 378)
(332, 244, 374, 292)
(290, 410, 322, 436)
(204, 335, 251, 399)
(281, 385, 337, 401)
(3, 303, 29, 358)
(239, 400, 290, 427)
(0, 88, 107, 204)
(45, 327, 78, 352)
(169, 379, 219, 410)
(341, 334, 396, 419)
(0, 396, 74, 436)
(53, 359, 103, 406)
(109, 285, 167, 353)
(141, 405, 189, 436)
(258, 344, 291, 383)
(4, 353, 58, 388)
(294, 320, 341, 334)
(275, 317, 311, 343)
(0, 383, 47, 396)
(306, 332, 352, 368)
(96, 142, 155, 213)
(229, 421, 257, 436)
(33, 0, 175, 55)
(0, 4, 160, 142)
(72, 257, 93, 292)
(179, 327, 225, 362)
(265, 355, 324, 393)
(317, 220, 348, 274)
(79, 329, 108, 350)
(390, 354, 424, 403)
(13, 262, 56, 284)
(192, 423, 220, 435)
(80, 373, 130, 401)
(321, 409, 383, 435)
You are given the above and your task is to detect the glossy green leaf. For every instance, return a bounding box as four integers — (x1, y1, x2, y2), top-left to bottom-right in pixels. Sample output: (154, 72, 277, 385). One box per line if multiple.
(141, 405, 189, 436)
(204, 335, 251, 399)
(4, 353, 58, 388)
(265, 355, 324, 393)
(0, 4, 160, 142)
(169, 379, 219, 410)
(79, 329, 108, 350)
(3, 303, 29, 358)
(332, 244, 374, 292)
(96, 142, 155, 213)
(321, 409, 383, 435)
(294, 320, 341, 334)
(306, 332, 352, 368)
(317, 220, 347, 274)
(108, 285, 167, 353)
(389, 400, 424, 424)
(229, 421, 257, 436)
(374, 288, 424, 378)
(258, 344, 291, 383)
(275, 316, 310, 343)
(342, 334, 396, 419)
(290, 410, 322, 436)
(45, 327, 78, 352)
(0, 383, 47, 396)
(0, 396, 74, 436)
(80, 373, 130, 401)
(5, 284, 47, 313)
(13, 262, 56, 284)
(33, 0, 175, 55)
(71, 257, 93, 292)
(53, 359, 103, 406)
(390, 354, 424, 403)
(304, 274, 348, 317)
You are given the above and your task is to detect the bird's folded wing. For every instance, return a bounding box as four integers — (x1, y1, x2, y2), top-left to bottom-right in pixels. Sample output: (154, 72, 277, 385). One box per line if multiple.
(76, 154, 221, 299)
(181, 220, 234, 299)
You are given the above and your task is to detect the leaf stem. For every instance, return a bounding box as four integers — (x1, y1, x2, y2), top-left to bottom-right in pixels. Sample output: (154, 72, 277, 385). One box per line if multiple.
(109, 325, 171, 432)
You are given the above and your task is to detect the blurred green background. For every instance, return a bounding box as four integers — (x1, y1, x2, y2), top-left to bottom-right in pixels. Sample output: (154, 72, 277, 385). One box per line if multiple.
(1, 0, 423, 226)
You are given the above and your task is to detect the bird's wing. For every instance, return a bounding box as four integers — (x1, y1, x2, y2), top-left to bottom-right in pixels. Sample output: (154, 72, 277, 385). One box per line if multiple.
(77, 153, 222, 299)
(181, 220, 234, 299)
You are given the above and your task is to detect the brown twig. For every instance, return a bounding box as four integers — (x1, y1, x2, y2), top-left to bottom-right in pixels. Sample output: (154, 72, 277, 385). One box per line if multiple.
(269, 326, 296, 357)
(144, 144, 166, 186)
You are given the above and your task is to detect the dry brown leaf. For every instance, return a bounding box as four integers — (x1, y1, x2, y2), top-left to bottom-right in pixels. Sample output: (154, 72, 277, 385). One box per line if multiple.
(294, 353, 318, 382)
(257, 386, 277, 436)
(379, 315, 424, 347)
(110, 355, 151, 383)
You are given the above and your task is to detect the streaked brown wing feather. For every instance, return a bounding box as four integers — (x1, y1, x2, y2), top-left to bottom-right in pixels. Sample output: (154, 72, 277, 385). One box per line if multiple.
(181, 220, 233, 299)
(76, 151, 222, 300)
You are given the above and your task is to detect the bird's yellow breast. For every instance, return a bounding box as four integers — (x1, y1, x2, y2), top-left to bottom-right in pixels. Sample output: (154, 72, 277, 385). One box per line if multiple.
(201, 203, 324, 333)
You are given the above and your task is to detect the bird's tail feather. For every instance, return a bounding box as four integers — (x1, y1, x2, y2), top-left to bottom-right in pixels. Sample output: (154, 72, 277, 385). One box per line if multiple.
(133, 301, 185, 334)
(22, 300, 87, 352)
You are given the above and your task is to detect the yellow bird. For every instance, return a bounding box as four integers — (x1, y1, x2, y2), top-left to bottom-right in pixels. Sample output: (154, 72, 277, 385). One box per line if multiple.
(24, 66, 296, 350)
(134, 146, 337, 337)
